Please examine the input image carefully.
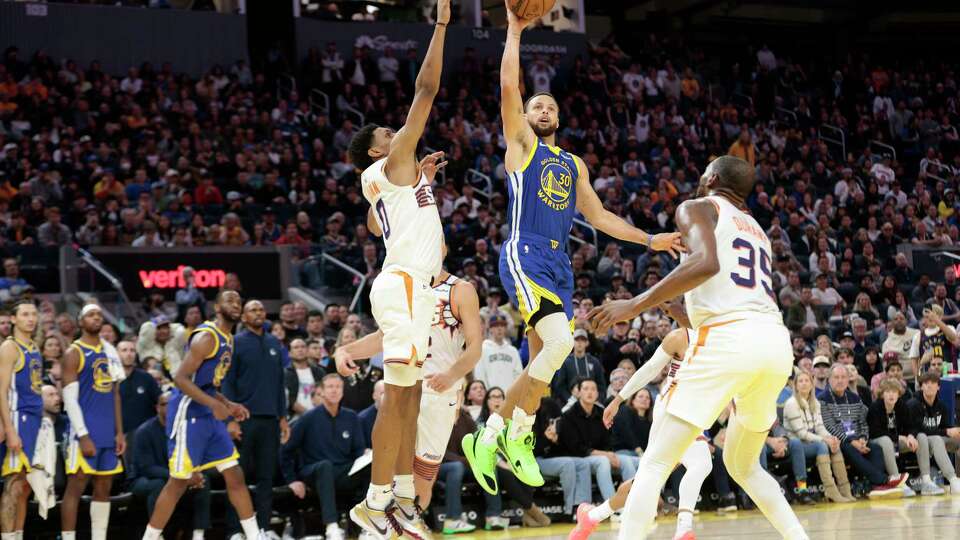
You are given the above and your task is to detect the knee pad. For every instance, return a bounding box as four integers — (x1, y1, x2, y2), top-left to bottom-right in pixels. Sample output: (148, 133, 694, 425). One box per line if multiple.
(529, 313, 574, 383)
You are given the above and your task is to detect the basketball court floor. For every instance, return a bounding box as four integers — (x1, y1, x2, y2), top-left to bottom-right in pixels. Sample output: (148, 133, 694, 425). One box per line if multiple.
(449, 496, 960, 540)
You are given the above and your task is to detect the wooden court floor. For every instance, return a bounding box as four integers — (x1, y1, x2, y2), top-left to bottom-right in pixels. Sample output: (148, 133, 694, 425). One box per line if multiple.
(441, 495, 960, 540)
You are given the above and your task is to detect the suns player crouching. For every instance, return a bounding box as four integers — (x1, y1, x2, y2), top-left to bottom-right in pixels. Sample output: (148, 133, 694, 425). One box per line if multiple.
(336, 262, 483, 536)
(569, 328, 711, 540)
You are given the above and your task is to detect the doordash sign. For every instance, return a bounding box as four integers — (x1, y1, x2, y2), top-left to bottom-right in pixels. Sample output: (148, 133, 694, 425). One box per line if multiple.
(138, 266, 225, 289)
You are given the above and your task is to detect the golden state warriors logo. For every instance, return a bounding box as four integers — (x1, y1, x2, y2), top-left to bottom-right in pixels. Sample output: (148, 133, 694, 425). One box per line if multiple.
(537, 158, 573, 211)
(213, 350, 232, 387)
(29, 358, 42, 394)
(92, 358, 113, 393)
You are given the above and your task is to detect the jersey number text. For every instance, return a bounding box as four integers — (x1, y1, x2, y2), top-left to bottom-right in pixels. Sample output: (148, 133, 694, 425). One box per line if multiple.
(729, 237, 775, 300)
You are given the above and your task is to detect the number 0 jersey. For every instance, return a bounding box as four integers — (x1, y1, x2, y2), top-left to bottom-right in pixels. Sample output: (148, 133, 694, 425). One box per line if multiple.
(683, 195, 784, 329)
(361, 157, 444, 284)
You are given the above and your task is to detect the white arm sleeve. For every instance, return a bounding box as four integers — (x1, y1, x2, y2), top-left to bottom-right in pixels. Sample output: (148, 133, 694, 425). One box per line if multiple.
(619, 346, 673, 401)
(62, 381, 88, 438)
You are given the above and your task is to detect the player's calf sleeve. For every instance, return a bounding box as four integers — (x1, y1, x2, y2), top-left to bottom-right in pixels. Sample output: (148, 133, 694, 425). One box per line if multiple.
(528, 312, 574, 383)
(90, 501, 110, 540)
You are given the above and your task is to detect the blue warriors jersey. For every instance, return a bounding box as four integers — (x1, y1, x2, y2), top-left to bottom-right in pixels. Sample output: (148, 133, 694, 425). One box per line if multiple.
(171, 321, 233, 418)
(70, 340, 117, 448)
(506, 139, 581, 248)
(8, 338, 42, 416)
(500, 139, 581, 325)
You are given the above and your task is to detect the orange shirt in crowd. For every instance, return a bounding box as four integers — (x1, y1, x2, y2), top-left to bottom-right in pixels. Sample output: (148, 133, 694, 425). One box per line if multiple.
(728, 141, 756, 166)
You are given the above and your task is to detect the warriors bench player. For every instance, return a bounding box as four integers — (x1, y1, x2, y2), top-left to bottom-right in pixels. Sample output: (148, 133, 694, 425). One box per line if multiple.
(341, 1, 450, 538)
(590, 156, 808, 540)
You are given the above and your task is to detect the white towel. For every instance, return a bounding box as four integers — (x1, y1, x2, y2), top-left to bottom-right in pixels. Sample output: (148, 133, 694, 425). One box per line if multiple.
(26, 417, 57, 519)
(103, 340, 127, 383)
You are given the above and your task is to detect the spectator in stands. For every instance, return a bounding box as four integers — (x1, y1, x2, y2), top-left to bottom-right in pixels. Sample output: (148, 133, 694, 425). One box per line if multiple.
(130, 392, 211, 538)
(283, 375, 369, 540)
(137, 314, 186, 378)
(40, 335, 62, 370)
(285, 337, 325, 420)
(611, 387, 653, 458)
(868, 379, 924, 495)
(0, 311, 10, 340)
(783, 371, 853, 502)
(531, 396, 590, 521)
(174, 266, 206, 322)
(600, 320, 640, 374)
(37, 206, 71, 246)
(552, 329, 606, 405)
(812, 355, 831, 395)
(474, 316, 522, 391)
(909, 373, 960, 493)
(820, 364, 907, 497)
(909, 304, 957, 385)
(339, 341, 382, 412)
(357, 380, 384, 447)
(222, 300, 290, 537)
(464, 380, 486, 421)
(305, 310, 326, 342)
(118, 339, 160, 438)
(478, 288, 514, 340)
(278, 301, 307, 343)
(558, 379, 638, 503)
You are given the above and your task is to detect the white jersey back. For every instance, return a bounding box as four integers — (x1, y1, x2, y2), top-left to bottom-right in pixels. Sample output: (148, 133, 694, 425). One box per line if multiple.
(362, 158, 443, 284)
(683, 195, 783, 329)
(424, 275, 466, 384)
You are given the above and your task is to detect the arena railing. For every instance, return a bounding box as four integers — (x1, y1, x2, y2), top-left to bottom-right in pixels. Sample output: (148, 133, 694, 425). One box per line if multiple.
(465, 168, 493, 203)
(869, 140, 897, 162)
(818, 124, 846, 161)
(310, 88, 330, 115)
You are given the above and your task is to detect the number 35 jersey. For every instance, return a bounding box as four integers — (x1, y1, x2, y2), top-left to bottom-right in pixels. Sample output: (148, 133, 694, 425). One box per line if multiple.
(683, 195, 784, 329)
(362, 157, 443, 285)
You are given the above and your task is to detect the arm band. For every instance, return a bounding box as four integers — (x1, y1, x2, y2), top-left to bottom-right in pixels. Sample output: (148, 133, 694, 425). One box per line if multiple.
(63, 381, 89, 437)
(619, 346, 672, 401)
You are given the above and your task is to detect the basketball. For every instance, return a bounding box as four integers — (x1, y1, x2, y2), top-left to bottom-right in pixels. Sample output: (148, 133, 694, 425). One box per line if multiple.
(508, 0, 556, 20)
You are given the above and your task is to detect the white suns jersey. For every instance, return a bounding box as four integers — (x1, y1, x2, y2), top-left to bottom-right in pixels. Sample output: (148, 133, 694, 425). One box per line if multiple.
(683, 195, 783, 329)
(423, 275, 466, 384)
(361, 158, 443, 283)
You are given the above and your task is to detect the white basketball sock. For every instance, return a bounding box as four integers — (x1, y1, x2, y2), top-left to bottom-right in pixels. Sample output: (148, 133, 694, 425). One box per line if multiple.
(240, 515, 259, 539)
(90, 501, 110, 540)
(587, 500, 614, 522)
(393, 474, 415, 500)
(142, 525, 163, 540)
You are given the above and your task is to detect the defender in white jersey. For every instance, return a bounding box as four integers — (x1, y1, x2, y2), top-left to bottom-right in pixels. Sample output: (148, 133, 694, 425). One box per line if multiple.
(338, 2, 452, 539)
(334, 265, 483, 534)
(571, 328, 713, 540)
(590, 156, 807, 540)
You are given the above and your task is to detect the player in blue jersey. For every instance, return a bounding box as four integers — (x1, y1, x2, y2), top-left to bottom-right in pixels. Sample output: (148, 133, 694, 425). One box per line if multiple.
(461, 1, 685, 495)
(61, 303, 126, 540)
(141, 290, 263, 540)
(0, 299, 42, 540)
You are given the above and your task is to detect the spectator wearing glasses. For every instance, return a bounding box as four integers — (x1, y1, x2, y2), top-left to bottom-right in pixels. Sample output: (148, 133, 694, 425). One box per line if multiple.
(819, 364, 908, 497)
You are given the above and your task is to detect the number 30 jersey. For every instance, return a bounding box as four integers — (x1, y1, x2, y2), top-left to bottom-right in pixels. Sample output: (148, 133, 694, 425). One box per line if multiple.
(362, 157, 444, 284)
(683, 195, 784, 329)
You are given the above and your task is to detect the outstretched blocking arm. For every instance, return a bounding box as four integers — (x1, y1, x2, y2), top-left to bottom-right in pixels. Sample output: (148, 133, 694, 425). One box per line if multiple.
(501, 6, 536, 169)
(590, 199, 719, 334)
(425, 281, 483, 393)
(574, 156, 683, 256)
(384, 0, 451, 184)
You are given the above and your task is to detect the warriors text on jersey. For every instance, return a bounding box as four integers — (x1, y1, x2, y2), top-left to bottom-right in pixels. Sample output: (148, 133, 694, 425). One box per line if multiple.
(424, 275, 466, 383)
(361, 157, 444, 284)
(69, 339, 117, 447)
(501, 139, 582, 323)
(171, 321, 233, 419)
(7, 337, 42, 416)
(683, 195, 784, 329)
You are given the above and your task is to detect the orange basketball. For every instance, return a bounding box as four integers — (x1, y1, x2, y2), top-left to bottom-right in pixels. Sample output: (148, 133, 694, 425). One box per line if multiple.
(508, 0, 557, 20)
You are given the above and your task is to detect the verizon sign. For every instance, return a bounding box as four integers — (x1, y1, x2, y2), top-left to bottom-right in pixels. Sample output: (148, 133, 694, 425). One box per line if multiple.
(138, 265, 226, 289)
